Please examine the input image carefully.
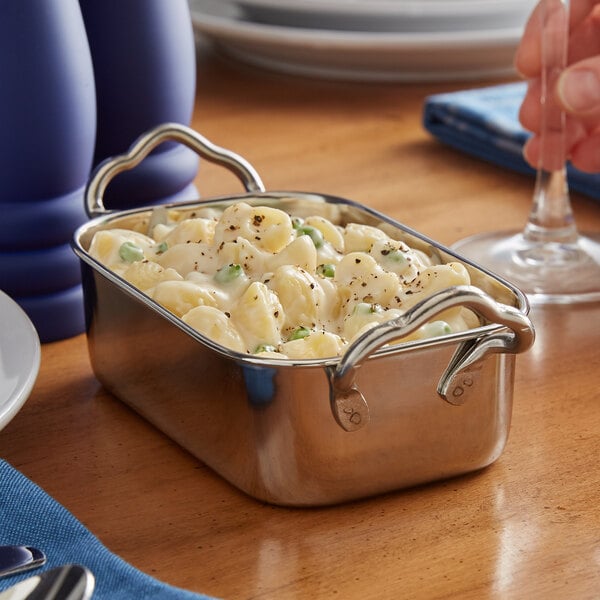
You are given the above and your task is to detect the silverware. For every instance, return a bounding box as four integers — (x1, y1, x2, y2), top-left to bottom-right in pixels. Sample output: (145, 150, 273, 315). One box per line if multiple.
(0, 546, 46, 579)
(0, 564, 94, 600)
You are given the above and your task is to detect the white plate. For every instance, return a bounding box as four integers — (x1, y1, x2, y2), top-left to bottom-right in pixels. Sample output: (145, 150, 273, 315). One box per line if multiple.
(189, 0, 525, 82)
(236, 0, 535, 33)
(0, 290, 40, 432)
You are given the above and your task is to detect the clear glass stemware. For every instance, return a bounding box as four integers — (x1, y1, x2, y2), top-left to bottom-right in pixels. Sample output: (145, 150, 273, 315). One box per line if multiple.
(452, 0, 600, 304)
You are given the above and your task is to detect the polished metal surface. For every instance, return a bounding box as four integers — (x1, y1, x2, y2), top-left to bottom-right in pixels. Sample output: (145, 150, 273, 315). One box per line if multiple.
(84, 122, 265, 217)
(0, 565, 94, 600)
(0, 547, 46, 579)
(331, 284, 535, 426)
(73, 125, 535, 506)
(74, 193, 534, 506)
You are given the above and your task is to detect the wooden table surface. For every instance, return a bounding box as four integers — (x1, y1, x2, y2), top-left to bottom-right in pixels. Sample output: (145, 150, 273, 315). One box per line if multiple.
(2, 48, 600, 599)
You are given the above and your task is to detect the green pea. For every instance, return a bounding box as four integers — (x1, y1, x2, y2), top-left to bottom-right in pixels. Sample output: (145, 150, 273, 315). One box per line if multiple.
(119, 241, 144, 263)
(382, 249, 407, 265)
(254, 344, 277, 354)
(296, 225, 324, 249)
(289, 326, 311, 341)
(317, 263, 336, 278)
(353, 302, 376, 315)
(214, 263, 244, 283)
(422, 321, 452, 338)
(291, 217, 304, 230)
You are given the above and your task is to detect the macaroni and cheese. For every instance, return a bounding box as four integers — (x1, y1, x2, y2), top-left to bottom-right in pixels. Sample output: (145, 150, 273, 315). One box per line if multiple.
(89, 202, 479, 359)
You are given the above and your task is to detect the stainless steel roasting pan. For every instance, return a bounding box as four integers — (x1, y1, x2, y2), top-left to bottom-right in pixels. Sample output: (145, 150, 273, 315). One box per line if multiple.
(73, 124, 535, 507)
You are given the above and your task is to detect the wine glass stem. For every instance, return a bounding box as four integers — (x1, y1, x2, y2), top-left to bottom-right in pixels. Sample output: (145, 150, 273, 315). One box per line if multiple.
(524, 168, 577, 244)
(522, 0, 576, 247)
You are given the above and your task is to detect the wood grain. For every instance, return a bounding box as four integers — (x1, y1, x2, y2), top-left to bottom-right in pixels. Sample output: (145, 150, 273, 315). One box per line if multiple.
(1, 49, 599, 600)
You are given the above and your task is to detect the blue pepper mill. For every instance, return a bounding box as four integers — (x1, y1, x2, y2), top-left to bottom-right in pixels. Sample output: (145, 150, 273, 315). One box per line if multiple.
(0, 0, 198, 342)
(0, 0, 96, 342)
(79, 0, 199, 209)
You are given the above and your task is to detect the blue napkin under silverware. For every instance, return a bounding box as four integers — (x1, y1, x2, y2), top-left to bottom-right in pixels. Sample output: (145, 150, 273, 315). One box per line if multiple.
(0, 460, 218, 599)
(422, 81, 600, 202)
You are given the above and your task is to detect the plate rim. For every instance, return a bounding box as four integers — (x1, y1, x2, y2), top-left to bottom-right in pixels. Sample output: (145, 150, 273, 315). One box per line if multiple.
(0, 290, 41, 432)
(190, 0, 524, 48)
(234, 0, 533, 19)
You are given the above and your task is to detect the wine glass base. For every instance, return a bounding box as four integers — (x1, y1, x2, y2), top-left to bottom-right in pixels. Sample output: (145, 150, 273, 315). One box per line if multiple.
(452, 230, 600, 305)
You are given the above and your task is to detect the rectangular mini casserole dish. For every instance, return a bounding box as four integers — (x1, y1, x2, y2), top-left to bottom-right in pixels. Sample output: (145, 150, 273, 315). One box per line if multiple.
(73, 124, 534, 507)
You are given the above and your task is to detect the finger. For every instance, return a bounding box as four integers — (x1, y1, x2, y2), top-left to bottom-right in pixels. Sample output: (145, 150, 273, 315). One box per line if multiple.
(569, 130, 600, 171)
(515, 2, 544, 78)
(519, 77, 573, 133)
(557, 56, 600, 117)
(519, 79, 543, 132)
(523, 134, 570, 170)
(568, 3, 600, 63)
(570, 0, 600, 31)
(522, 121, 588, 169)
(515, 0, 600, 76)
(523, 134, 565, 171)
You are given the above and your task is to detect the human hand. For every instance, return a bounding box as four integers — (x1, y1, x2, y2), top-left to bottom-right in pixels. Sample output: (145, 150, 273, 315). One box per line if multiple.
(515, 0, 600, 173)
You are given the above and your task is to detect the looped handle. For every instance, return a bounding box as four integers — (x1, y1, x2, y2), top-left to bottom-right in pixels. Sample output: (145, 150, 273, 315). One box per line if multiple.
(84, 122, 266, 217)
(329, 285, 534, 431)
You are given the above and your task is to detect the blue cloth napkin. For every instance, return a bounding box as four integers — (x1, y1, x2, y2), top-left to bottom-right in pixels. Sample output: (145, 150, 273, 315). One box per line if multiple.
(422, 81, 600, 202)
(0, 460, 219, 599)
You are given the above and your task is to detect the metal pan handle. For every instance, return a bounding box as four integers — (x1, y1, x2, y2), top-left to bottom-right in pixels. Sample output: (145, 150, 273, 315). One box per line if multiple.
(329, 285, 535, 432)
(84, 122, 266, 217)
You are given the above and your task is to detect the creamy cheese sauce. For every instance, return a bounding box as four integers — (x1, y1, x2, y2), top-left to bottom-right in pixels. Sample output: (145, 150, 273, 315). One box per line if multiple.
(89, 201, 479, 358)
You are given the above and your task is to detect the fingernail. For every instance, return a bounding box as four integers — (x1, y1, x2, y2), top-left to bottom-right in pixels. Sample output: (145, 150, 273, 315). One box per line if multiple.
(557, 68, 600, 114)
(522, 136, 536, 166)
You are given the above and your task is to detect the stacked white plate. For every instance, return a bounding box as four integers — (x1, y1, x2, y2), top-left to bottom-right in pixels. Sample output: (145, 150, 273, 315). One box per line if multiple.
(188, 0, 536, 82)
(0, 290, 40, 433)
